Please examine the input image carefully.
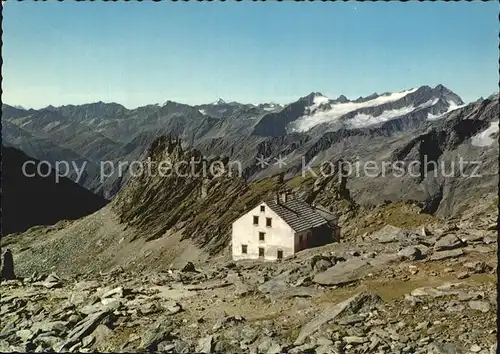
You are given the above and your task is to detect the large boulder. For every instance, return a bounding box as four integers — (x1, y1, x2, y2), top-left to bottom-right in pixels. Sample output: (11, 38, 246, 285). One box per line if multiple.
(368, 225, 418, 245)
(397, 246, 423, 260)
(313, 258, 372, 286)
(433, 234, 466, 251)
(294, 292, 382, 345)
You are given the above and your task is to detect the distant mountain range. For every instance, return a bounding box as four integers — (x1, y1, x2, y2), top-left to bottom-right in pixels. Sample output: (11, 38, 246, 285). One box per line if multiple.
(2, 85, 498, 216)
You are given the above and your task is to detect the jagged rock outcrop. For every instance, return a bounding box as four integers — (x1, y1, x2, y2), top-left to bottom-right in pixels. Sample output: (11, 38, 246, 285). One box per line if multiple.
(112, 136, 357, 254)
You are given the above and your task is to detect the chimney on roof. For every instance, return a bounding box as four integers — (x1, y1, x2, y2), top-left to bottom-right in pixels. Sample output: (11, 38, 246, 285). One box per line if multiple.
(281, 192, 288, 204)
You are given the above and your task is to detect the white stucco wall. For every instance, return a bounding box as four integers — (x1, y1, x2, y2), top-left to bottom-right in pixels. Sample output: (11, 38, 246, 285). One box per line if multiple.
(232, 202, 295, 261)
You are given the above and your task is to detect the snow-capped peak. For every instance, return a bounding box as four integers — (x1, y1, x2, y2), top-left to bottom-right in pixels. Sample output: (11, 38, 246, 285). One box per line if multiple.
(289, 86, 463, 132)
(212, 98, 226, 105)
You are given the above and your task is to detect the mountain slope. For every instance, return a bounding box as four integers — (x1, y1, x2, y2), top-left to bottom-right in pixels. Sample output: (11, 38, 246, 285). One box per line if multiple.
(2, 146, 109, 235)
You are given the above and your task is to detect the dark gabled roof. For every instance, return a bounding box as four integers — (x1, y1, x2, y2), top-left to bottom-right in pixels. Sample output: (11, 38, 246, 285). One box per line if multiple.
(313, 205, 339, 223)
(266, 198, 328, 233)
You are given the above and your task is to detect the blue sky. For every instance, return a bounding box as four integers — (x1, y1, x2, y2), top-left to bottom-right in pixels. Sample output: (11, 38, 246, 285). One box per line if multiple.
(3, 1, 498, 109)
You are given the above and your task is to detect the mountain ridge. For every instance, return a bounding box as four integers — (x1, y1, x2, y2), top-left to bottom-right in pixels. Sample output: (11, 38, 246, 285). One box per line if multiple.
(2, 85, 496, 207)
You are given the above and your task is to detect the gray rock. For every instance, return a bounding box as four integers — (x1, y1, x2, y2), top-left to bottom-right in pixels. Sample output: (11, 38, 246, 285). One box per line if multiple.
(101, 286, 125, 299)
(463, 261, 491, 274)
(343, 336, 367, 344)
(426, 342, 463, 353)
(138, 317, 173, 351)
(32, 320, 67, 334)
(257, 337, 281, 354)
(15, 329, 33, 341)
(234, 281, 251, 297)
(483, 236, 495, 245)
(42, 273, 62, 289)
(186, 279, 229, 291)
(174, 340, 192, 353)
(368, 253, 403, 267)
(457, 291, 483, 302)
(411, 286, 459, 298)
(404, 295, 424, 306)
(460, 232, 486, 244)
(289, 343, 318, 354)
(36, 335, 62, 349)
(433, 234, 466, 251)
(363, 252, 377, 259)
(470, 344, 482, 353)
(313, 258, 372, 286)
(60, 311, 110, 350)
(157, 341, 176, 352)
(314, 259, 333, 273)
(294, 292, 382, 345)
(369, 225, 416, 244)
(239, 325, 259, 345)
(181, 262, 197, 273)
(196, 335, 213, 353)
(70, 291, 91, 306)
(293, 276, 311, 287)
(337, 314, 365, 325)
(397, 246, 423, 260)
(468, 300, 491, 313)
(82, 335, 95, 348)
(429, 249, 464, 261)
(90, 324, 113, 348)
(165, 301, 182, 314)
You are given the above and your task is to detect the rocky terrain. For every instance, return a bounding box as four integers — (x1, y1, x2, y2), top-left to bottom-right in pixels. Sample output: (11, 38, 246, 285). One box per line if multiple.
(1, 209, 497, 353)
(1, 87, 497, 353)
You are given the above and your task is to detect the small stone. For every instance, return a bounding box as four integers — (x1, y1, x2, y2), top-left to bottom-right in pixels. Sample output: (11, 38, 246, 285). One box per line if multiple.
(157, 341, 176, 351)
(416, 321, 430, 330)
(195, 335, 213, 353)
(469, 300, 491, 313)
(343, 336, 367, 344)
(16, 329, 33, 341)
(463, 261, 491, 274)
(456, 272, 469, 279)
(82, 335, 95, 348)
(408, 265, 419, 275)
(363, 252, 377, 259)
(397, 246, 422, 261)
(101, 287, 124, 299)
(166, 302, 182, 314)
(43, 273, 62, 288)
(181, 262, 197, 273)
(470, 344, 482, 352)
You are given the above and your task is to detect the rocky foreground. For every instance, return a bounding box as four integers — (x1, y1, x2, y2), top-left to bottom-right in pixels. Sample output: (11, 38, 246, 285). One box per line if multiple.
(1, 212, 497, 354)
